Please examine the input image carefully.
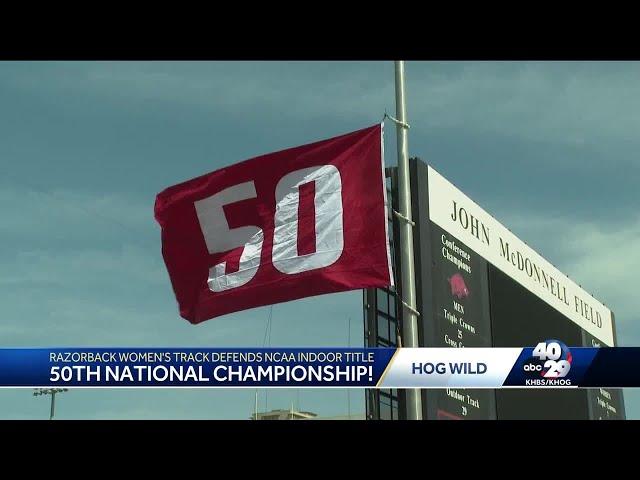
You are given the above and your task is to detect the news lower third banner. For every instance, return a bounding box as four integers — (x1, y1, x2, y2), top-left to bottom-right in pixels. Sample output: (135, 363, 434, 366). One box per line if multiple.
(1, 342, 639, 388)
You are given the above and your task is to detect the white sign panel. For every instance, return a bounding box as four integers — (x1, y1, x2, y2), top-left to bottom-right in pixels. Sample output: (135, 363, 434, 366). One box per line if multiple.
(379, 348, 523, 389)
(427, 165, 614, 346)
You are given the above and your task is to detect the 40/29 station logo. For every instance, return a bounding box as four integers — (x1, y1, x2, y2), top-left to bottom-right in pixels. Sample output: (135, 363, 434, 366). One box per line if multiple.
(523, 340, 573, 386)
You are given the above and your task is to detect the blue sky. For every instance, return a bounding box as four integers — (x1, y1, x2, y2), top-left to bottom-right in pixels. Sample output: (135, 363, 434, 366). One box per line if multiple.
(1, 61, 639, 419)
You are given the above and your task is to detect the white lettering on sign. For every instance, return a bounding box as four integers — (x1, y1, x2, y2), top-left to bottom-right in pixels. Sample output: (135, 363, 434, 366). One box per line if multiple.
(273, 165, 344, 274)
(194, 182, 264, 292)
(195, 165, 344, 292)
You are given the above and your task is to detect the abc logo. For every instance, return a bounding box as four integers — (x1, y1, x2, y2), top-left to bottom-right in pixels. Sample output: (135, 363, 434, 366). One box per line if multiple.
(523, 363, 542, 372)
(524, 341, 573, 379)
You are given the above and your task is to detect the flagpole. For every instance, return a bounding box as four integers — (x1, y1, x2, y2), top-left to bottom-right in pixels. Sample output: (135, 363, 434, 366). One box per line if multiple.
(254, 389, 259, 420)
(394, 60, 423, 420)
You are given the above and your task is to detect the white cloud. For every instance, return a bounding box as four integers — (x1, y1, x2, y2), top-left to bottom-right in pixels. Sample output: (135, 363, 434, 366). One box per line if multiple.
(4, 61, 640, 151)
(407, 62, 640, 149)
(0, 61, 392, 121)
(0, 246, 165, 288)
(0, 186, 154, 240)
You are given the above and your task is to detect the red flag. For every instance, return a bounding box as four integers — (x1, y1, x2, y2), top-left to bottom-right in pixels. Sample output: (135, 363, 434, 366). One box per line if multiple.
(154, 124, 393, 323)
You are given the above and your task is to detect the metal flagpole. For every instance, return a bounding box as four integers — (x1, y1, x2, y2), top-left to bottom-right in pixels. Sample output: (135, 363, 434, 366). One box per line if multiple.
(50, 391, 56, 420)
(33, 388, 68, 420)
(254, 389, 259, 420)
(394, 60, 423, 420)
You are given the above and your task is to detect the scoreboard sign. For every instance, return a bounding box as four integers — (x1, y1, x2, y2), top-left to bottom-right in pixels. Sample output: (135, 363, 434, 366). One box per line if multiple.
(426, 165, 614, 347)
(398, 158, 624, 420)
(411, 161, 496, 420)
(582, 330, 626, 420)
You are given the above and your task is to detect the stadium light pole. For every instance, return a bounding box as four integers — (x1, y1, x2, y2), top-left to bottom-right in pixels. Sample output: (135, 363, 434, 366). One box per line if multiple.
(394, 61, 423, 420)
(33, 388, 68, 420)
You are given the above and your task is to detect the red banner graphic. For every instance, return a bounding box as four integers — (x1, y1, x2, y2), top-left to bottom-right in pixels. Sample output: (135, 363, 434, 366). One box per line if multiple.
(155, 124, 393, 323)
